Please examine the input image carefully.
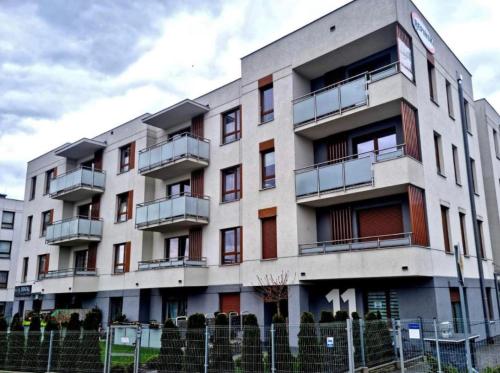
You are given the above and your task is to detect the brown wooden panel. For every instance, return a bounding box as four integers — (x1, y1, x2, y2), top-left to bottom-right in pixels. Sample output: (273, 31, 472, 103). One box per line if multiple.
(220, 293, 240, 314)
(358, 205, 404, 238)
(94, 149, 103, 170)
(129, 141, 136, 170)
(408, 185, 429, 246)
(401, 101, 421, 161)
(450, 288, 460, 302)
(396, 23, 411, 46)
(189, 228, 202, 260)
(258, 207, 277, 219)
(327, 134, 348, 162)
(44, 254, 50, 273)
(258, 74, 273, 88)
(191, 115, 204, 137)
(191, 170, 204, 196)
(53, 167, 58, 177)
(124, 242, 131, 272)
(259, 139, 275, 152)
(91, 195, 101, 219)
(88, 243, 97, 269)
(261, 216, 277, 259)
(330, 206, 352, 242)
(50, 209, 54, 224)
(127, 190, 134, 220)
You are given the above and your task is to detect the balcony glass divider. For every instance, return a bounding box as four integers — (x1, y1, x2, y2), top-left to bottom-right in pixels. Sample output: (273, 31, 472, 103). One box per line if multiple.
(49, 166, 105, 197)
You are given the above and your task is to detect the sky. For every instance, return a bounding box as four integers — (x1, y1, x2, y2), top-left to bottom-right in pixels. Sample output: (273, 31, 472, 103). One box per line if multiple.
(0, 0, 499, 200)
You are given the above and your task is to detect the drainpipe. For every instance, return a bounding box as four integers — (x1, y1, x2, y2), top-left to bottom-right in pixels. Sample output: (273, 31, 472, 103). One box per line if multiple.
(457, 73, 491, 339)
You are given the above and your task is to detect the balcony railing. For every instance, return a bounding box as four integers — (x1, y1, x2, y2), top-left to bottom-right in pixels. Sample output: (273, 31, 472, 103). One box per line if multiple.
(39, 268, 97, 280)
(299, 232, 413, 255)
(138, 257, 207, 271)
(292, 62, 400, 126)
(138, 133, 210, 173)
(46, 217, 103, 244)
(295, 144, 405, 198)
(49, 166, 105, 197)
(136, 193, 210, 228)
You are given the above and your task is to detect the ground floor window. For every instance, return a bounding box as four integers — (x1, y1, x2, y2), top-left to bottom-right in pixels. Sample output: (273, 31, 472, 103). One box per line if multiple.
(450, 288, 464, 333)
(366, 290, 399, 319)
(109, 297, 123, 323)
(162, 297, 187, 321)
(0, 302, 5, 316)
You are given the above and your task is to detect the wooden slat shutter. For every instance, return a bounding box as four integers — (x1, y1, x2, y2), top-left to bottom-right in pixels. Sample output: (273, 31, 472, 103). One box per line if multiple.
(88, 243, 97, 270)
(124, 242, 131, 272)
(408, 185, 429, 246)
(94, 149, 103, 170)
(189, 228, 202, 260)
(327, 134, 348, 162)
(358, 205, 404, 239)
(191, 170, 204, 196)
(220, 293, 241, 314)
(259, 139, 274, 152)
(49, 209, 54, 224)
(330, 206, 352, 243)
(401, 101, 421, 161)
(44, 254, 50, 273)
(191, 115, 204, 137)
(127, 191, 134, 220)
(261, 216, 277, 259)
(129, 141, 136, 170)
(91, 195, 101, 219)
(53, 167, 58, 177)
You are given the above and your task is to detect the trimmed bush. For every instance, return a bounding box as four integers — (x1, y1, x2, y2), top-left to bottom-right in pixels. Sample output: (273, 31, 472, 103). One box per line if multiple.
(241, 314, 263, 373)
(272, 314, 292, 373)
(364, 311, 393, 367)
(158, 318, 183, 372)
(5, 313, 24, 371)
(38, 317, 60, 372)
(0, 316, 7, 369)
(297, 312, 321, 373)
(58, 313, 81, 372)
(319, 311, 335, 373)
(185, 313, 206, 373)
(22, 315, 41, 372)
(79, 308, 102, 372)
(209, 313, 234, 373)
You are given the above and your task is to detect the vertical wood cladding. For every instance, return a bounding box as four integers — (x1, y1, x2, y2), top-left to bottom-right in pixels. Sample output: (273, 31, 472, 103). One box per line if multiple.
(220, 293, 241, 314)
(88, 243, 97, 269)
(401, 101, 421, 161)
(94, 149, 103, 170)
(191, 115, 204, 137)
(357, 204, 404, 239)
(330, 206, 353, 243)
(396, 23, 411, 47)
(408, 185, 429, 246)
(129, 141, 136, 170)
(189, 228, 202, 260)
(327, 134, 348, 162)
(124, 242, 131, 272)
(91, 195, 101, 219)
(127, 191, 134, 220)
(191, 170, 204, 196)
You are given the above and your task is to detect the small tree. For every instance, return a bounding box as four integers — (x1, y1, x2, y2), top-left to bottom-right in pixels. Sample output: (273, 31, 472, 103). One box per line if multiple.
(185, 313, 206, 373)
(79, 308, 102, 372)
(5, 313, 24, 371)
(241, 314, 263, 373)
(158, 318, 183, 372)
(272, 313, 292, 373)
(22, 315, 41, 372)
(364, 312, 393, 366)
(209, 313, 234, 373)
(59, 313, 81, 372)
(0, 316, 7, 369)
(298, 312, 322, 373)
(256, 271, 292, 317)
(38, 317, 60, 372)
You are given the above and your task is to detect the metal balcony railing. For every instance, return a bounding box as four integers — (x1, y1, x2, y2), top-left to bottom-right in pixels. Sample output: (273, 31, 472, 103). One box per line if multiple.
(46, 217, 103, 243)
(138, 133, 210, 173)
(39, 268, 97, 280)
(138, 257, 207, 271)
(135, 193, 210, 228)
(299, 232, 413, 255)
(292, 61, 401, 126)
(49, 166, 105, 196)
(295, 144, 406, 198)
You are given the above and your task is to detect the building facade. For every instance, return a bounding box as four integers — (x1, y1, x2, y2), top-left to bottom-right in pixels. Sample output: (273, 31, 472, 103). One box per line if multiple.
(11, 0, 500, 335)
(0, 194, 24, 318)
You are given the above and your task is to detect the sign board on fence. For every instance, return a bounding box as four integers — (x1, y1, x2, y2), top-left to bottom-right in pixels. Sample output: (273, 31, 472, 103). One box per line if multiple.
(408, 323, 421, 339)
(121, 337, 130, 344)
(326, 337, 334, 348)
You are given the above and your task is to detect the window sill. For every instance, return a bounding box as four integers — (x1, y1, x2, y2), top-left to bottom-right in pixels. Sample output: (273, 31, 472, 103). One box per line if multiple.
(112, 272, 126, 276)
(430, 98, 439, 107)
(260, 186, 276, 192)
(445, 251, 453, 255)
(467, 130, 473, 136)
(449, 114, 455, 121)
(114, 219, 130, 224)
(117, 169, 132, 176)
(219, 263, 241, 267)
(455, 182, 462, 187)
(437, 172, 447, 179)
(474, 192, 480, 197)
(0, 257, 11, 260)
(220, 138, 241, 147)
(260, 257, 277, 262)
(258, 118, 274, 126)
(220, 199, 241, 205)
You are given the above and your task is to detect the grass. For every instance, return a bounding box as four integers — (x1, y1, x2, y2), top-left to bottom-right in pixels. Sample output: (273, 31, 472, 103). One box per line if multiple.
(99, 341, 160, 366)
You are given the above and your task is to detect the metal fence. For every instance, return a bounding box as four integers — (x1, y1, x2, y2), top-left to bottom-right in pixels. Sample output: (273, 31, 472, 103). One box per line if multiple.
(0, 318, 499, 372)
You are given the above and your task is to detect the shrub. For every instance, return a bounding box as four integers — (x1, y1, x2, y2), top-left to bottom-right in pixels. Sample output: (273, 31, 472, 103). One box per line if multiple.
(158, 318, 183, 372)
(38, 317, 60, 372)
(185, 313, 206, 373)
(241, 314, 263, 373)
(319, 311, 335, 373)
(272, 314, 292, 373)
(59, 313, 81, 372)
(209, 313, 234, 373)
(79, 308, 102, 372)
(364, 312, 393, 367)
(22, 315, 41, 372)
(297, 312, 321, 373)
(5, 313, 24, 371)
(0, 316, 7, 369)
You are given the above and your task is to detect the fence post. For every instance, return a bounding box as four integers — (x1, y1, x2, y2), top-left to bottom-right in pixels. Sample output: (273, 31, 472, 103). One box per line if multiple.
(396, 320, 405, 373)
(134, 326, 141, 373)
(46, 330, 54, 373)
(103, 327, 110, 373)
(391, 319, 398, 359)
(359, 319, 366, 368)
(204, 325, 209, 373)
(271, 323, 276, 373)
(346, 319, 355, 373)
(433, 319, 442, 373)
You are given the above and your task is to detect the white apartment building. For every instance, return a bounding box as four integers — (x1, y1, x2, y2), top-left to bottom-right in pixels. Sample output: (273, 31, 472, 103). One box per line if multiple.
(11, 0, 499, 334)
(0, 194, 23, 318)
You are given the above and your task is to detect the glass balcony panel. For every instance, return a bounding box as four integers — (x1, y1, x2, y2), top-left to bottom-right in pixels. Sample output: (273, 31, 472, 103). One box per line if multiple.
(370, 64, 397, 82)
(46, 225, 54, 241)
(197, 198, 210, 218)
(136, 206, 147, 225)
(318, 163, 343, 192)
(150, 147, 162, 167)
(53, 223, 62, 241)
(293, 96, 315, 125)
(185, 196, 198, 216)
(199, 141, 209, 159)
(79, 218, 91, 235)
(376, 148, 403, 162)
(147, 203, 160, 222)
(340, 76, 367, 110)
(316, 87, 340, 118)
(162, 142, 174, 162)
(93, 171, 105, 188)
(295, 169, 318, 196)
(138, 151, 149, 170)
(171, 196, 185, 217)
(159, 200, 171, 220)
(81, 168, 93, 185)
(173, 136, 188, 158)
(90, 220, 102, 236)
(187, 136, 199, 157)
(344, 157, 372, 186)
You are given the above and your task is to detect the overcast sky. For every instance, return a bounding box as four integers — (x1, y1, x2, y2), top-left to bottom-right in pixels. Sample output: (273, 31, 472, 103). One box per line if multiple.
(1, 0, 499, 200)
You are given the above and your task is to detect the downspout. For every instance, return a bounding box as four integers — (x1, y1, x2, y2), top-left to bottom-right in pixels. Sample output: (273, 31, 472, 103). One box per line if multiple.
(457, 74, 491, 339)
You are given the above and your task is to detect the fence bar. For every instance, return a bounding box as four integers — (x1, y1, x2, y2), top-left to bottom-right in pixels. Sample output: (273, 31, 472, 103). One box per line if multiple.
(346, 319, 355, 373)
(103, 327, 110, 373)
(433, 319, 442, 373)
(134, 326, 141, 373)
(271, 323, 276, 373)
(359, 319, 366, 368)
(204, 325, 209, 373)
(396, 320, 405, 372)
(46, 330, 54, 373)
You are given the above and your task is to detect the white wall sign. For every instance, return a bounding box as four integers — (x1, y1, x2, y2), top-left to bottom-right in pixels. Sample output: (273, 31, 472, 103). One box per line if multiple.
(326, 337, 334, 348)
(398, 39, 414, 81)
(325, 288, 357, 316)
(411, 12, 435, 54)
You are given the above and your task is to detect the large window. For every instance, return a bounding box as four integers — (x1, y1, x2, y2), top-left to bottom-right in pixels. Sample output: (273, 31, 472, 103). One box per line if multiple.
(427, 60, 437, 102)
(459, 212, 468, 256)
(26, 215, 33, 241)
(167, 180, 191, 197)
(261, 148, 276, 189)
(434, 132, 444, 176)
(452, 145, 461, 185)
(0, 271, 7, 289)
(354, 129, 397, 159)
(116, 191, 132, 222)
(44, 168, 56, 195)
(113, 243, 127, 273)
(37, 254, 49, 280)
(0, 241, 12, 259)
(477, 220, 485, 259)
(221, 227, 242, 265)
(221, 107, 241, 144)
(75, 250, 89, 270)
(119, 143, 134, 173)
(162, 297, 187, 321)
(260, 84, 274, 123)
(29, 176, 36, 200)
(366, 290, 399, 320)
(470, 158, 478, 194)
(165, 236, 189, 260)
(109, 297, 123, 323)
(445, 80, 454, 118)
(440, 205, 451, 253)
(40, 210, 52, 237)
(22, 257, 29, 283)
(221, 165, 242, 202)
(486, 288, 494, 320)
(1, 211, 14, 230)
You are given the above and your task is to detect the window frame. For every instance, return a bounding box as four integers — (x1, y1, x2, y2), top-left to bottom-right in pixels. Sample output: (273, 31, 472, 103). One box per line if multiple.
(452, 145, 461, 186)
(0, 271, 8, 289)
(119, 143, 131, 173)
(220, 226, 242, 265)
(464, 99, 472, 134)
(113, 243, 126, 274)
(440, 205, 451, 253)
(1, 211, 15, 230)
(221, 165, 242, 203)
(29, 176, 36, 200)
(427, 60, 437, 103)
(22, 257, 29, 283)
(261, 148, 276, 189)
(40, 210, 52, 237)
(165, 235, 189, 260)
(44, 168, 56, 195)
(493, 128, 500, 159)
(445, 80, 454, 119)
(459, 212, 468, 256)
(434, 132, 444, 176)
(470, 158, 479, 194)
(477, 219, 485, 259)
(116, 192, 129, 223)
(37, 254, 49, 280)
(221, 107, 242, 145)
(26, 215, 33, 241)
(0, 241, 12, 259)
(259, 84, 274, 123)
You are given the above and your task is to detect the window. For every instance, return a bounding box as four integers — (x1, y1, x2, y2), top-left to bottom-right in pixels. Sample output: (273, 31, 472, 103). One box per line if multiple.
(220, 293, 241, 314)
(116, 191, 132, 222)
(221, 107, 241, 144)
(261, 216, 277, 259)
(354, 129, 397, 159)
(44, 168, 56, 195)
(22, 257, 29, 283)
(260, 84, 274, 123)
(1, 211, 14, 230)
(452, 145, 461, 185)
(434, 132, 444, 175)
(0, 271, 7, 289)
(162, 297, 187, 321)
(477, 220, 485, 259)
(0, 241, 11, 259)
(165, 236, 189, 259)
(113, 243, 127, 273)
(440, 205, 451, 253)
(464, 99, 471, 133)
(26, 215, 33, 240)
(109, 297, 123, 323)
(459, 212, 468, 256)
(75, 250, 88, 270)
(486, 288, 494, 320)
(261, 148, 275, 189)
(445, 80, 454, 118)
(119, 143, 135, 173)
(427, 60, 437, 102)
(367, 290, 400, 320)
(470, 158, 478, 194)
(167, 180, 191, 197)
(221, 165, 242, 202)
(221, 227, 242, 265)
(40, 210, 52, 237)
(29, 176, 36, 200)
(37, 254, 49, 280)
(450, 288, 464, 333)
(493, 129, 500, 158)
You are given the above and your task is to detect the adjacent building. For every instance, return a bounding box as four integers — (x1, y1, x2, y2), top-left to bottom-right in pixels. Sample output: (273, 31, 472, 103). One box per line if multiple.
(10, 0, 500, 336)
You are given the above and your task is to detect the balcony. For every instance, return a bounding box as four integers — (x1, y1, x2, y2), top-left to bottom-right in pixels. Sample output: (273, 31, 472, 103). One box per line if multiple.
(138, 257, 206, 271)
(39, 268, 97, 279)
(293, 62, 417, 139)
(295, 145, 424, 207)
(33, 268, 98, 294)
(46, 217, 103, 246)
(138, 133, 209, 179)
(136, 193, 209, 232)
(49, 167, 105, 201)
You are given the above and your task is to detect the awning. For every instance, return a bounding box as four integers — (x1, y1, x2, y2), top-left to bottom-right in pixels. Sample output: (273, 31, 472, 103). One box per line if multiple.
(55, 138, 106, 159)
(143, 99, 209, 129)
